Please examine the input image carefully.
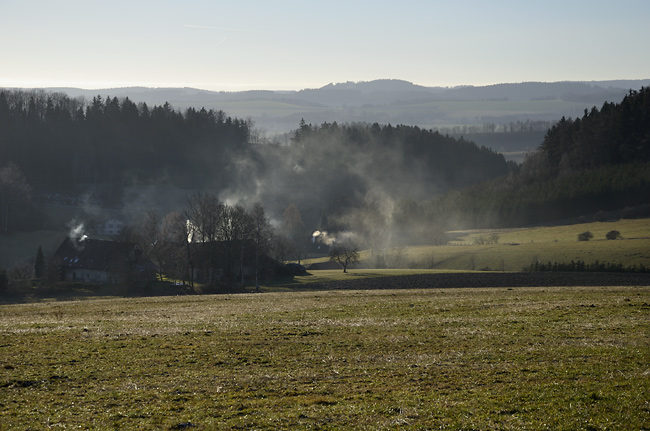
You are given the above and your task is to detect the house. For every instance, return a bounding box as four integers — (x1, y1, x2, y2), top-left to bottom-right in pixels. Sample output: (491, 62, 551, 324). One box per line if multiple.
(97, 219, 125, 236)
(54, 237, 156, 284)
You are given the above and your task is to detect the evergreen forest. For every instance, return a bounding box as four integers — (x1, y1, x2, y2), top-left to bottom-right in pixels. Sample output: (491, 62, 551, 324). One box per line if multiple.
(0, 89, 511, 238)
(0, 86, 649, 251)
(417, 87, 650, 229)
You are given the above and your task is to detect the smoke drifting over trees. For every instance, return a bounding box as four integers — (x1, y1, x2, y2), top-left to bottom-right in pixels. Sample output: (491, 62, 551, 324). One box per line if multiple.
(0, 88, 514, 253)
(1, 83, 649, 278)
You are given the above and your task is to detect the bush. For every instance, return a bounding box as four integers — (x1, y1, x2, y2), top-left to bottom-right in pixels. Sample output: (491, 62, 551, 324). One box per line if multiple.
(606, 230, 622, 240)
(577, 231, 594, 241)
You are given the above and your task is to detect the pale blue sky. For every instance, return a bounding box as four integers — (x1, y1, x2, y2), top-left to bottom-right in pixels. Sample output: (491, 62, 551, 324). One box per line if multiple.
(1, 0, 648, 91)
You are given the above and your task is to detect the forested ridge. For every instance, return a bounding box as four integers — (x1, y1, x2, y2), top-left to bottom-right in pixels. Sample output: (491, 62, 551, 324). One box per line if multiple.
(1, 85, 647, 245)
(0, 91, 250, 194)
(0, 89, 511, 236)
(423, 87, 650, 228)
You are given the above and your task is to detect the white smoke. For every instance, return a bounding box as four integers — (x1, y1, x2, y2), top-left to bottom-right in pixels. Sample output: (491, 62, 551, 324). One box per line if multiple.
(67, 219, 88, 250)
(312, 230, 335, 245)
(312, 230, 355, 246)
(68, 220, 87, 241)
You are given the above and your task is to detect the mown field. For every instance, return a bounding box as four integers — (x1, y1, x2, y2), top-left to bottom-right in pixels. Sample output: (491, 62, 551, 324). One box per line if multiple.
(1, 283, 649, 430)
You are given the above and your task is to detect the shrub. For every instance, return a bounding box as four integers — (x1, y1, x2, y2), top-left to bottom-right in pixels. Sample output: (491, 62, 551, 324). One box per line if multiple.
(605, 230, 622, 240)
(577, 231, 594, 241)
(473, 234, 500, 245)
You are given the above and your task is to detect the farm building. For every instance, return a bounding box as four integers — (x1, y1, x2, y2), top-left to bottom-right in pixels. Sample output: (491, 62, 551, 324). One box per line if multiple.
(54, 237, 156, 284)
(307, 261, 343, 270)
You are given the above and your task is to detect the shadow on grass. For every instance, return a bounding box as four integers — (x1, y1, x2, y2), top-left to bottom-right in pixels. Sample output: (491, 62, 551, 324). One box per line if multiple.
(0, 281, 195, 304)
(4, 272, 650, 303)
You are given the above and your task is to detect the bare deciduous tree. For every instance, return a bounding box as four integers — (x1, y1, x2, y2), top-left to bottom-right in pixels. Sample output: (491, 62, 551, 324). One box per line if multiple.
(329, 239, 360, 273)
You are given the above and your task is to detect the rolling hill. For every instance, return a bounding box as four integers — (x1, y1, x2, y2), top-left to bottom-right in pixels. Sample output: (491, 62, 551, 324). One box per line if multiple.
(44, 79, 650, 137)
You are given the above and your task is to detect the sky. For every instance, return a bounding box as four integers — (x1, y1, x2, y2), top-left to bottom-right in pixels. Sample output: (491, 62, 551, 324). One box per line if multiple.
(1, 0, 649, 92)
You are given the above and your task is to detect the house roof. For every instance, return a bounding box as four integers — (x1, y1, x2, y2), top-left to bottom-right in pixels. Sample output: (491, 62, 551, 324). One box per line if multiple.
(54, 237, 137, 272)
(307, 261, 343, 270)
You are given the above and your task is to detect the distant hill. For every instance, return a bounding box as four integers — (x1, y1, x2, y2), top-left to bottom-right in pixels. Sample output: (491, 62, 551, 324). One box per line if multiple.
(36, 80, 650, 145)
(5, 77, 646, 165)
(46, 79, 650, 107)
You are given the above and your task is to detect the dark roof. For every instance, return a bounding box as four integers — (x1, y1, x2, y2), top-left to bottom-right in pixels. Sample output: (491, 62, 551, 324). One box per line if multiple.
(54, 237, 137, 272)
(307, 261, 343, 270)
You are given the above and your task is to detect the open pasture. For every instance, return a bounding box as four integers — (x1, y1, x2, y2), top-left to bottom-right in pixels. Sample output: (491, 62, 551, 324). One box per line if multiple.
(324, 218, 650, 272)
(1, 285, 649, 429)
(400, 237, 650, 272)
(451, 218, 650, 245)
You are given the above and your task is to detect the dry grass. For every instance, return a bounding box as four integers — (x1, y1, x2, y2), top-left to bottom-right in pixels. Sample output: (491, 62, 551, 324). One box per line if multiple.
(1, 285, 649, 429)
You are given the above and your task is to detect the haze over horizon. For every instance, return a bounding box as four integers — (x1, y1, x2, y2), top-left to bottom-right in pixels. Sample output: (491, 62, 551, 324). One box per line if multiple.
(1, 0, 649, 93)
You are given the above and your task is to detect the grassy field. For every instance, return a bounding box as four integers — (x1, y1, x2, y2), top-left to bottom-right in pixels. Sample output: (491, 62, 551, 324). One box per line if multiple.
(1, 285, 649, 430)
(439, 218, 650, 271)
(299, 218, 650, 274)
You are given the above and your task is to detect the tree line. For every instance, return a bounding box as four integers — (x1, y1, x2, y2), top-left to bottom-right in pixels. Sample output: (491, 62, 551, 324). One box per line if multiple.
(285, 120, 513, 226)
(0, 90, 250, 198)
(435, 120, 553, 135)
(417, 87, 650, 229)
(2, 86, 647, 243)
(540, 88, 650, 172)
(1, 88, 514, 241)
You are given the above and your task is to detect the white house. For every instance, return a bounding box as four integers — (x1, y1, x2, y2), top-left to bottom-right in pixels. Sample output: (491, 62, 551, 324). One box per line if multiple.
(97, 219, 125, 236)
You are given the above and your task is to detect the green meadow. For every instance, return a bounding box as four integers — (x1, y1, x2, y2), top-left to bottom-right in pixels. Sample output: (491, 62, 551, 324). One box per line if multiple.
(1, 285, 649, 430)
